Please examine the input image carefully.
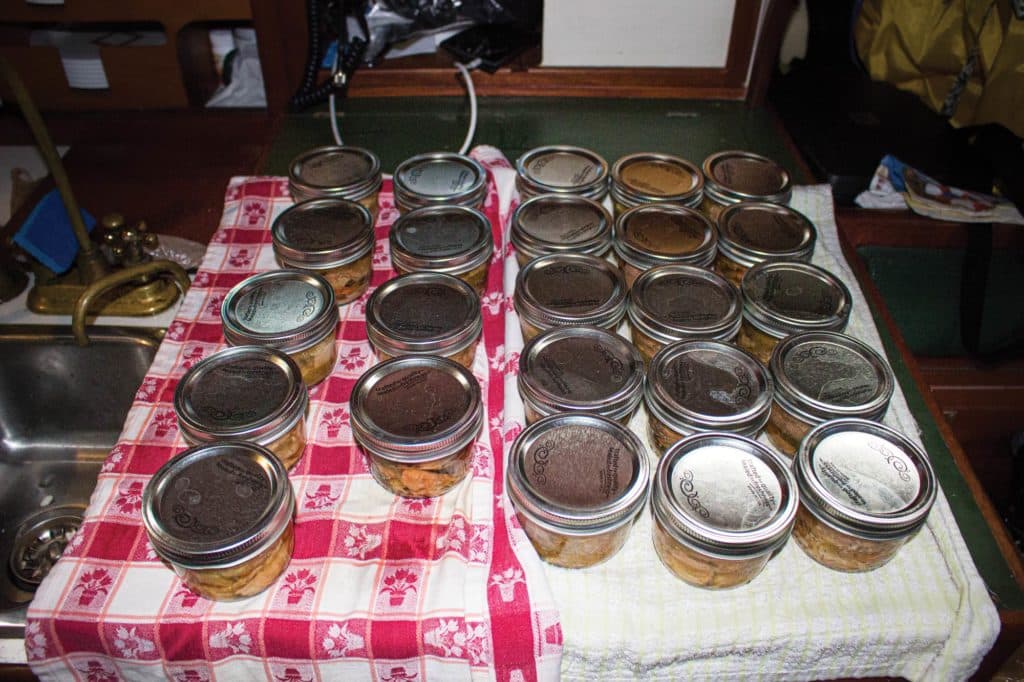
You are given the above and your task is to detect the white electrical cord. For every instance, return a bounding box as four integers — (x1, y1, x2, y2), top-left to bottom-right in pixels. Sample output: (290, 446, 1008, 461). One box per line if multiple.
(327, 58, 480, 153)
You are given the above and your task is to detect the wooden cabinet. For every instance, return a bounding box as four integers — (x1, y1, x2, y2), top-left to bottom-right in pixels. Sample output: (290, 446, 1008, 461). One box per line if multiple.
(0, 0, 252, 110)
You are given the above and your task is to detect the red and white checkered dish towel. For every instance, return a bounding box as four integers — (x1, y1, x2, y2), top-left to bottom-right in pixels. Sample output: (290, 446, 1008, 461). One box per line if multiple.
(26, 147, 563, 682)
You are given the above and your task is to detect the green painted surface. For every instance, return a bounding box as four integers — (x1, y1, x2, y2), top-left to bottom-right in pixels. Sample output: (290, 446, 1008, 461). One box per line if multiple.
(267, 97, 806, 180)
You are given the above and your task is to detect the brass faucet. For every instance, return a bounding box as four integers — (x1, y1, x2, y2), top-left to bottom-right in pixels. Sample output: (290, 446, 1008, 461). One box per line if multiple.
(1, 56, 190, 326)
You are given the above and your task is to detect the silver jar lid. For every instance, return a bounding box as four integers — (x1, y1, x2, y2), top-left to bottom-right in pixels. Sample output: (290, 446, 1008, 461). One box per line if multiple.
(507, 413, 650, 535)
(518, 326, 644, 421)
(628, 265, 742, 344)
(142, 441, 294, 570)
(740, 261, 852, 339)
(392, 152, 488, 212)
(288, 145, 383, 203)
(510, 194, 613, 262)
(222, 270, 339, 353)
(514, 253, 627, 331)
(702, 150, 792, 206)
(389, 205, 494, 277)
(645, 340, 772, 437)
(613, 203, 718, 270)
(610, 152, 704, 208)
(366, 272, 481, 357)
(653, 433, 798, 558)
(770, 331, 895, 425)
(716, 202, 816, 269)
(175, 346, 307, 444)
(515, 145, 610, 200)
(271, 198, 374, 269)
(349, 355, 483, 464)
(795, 418, 936, 540)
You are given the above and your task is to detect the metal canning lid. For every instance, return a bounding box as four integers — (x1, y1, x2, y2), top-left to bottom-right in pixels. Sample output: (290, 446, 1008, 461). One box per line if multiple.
(702, 150, 792, 205)
(795, 418, 936, 540)
(142, 441, 294, 569)
(716, 202, 816, 268)
(175, 346, 307, 444)
(510, 194, 612, 262)
(221, 270, 339, 353)
(628, 265, 741, 343)
(518, 326, 644, 420)
(288, 146, 382, 202)
(514, 253, 627, 330)
(366, 272, 481, 356)
(613, 203, 717, 269)
(349, 355, 483, 463)
(770, 331, 895, 425)
(515, 145, 609, 200)
(645, 340, 772, 437)
(390, 205, 494, 276)
(610, 153, 704, 207)
(653, 433, 798, 558)
(507, 413, 650, 534)
(392, 152, 487, 211)
(740, 261, 852, 339)
(271, 198, 374, 268)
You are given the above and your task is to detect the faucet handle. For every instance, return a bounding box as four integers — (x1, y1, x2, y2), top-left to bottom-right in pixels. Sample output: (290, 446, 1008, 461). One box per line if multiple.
(100, 213, 158, 267)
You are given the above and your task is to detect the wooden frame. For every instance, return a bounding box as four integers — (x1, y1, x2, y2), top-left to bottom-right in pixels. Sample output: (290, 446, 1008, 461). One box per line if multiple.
(251, 0, 766, 109)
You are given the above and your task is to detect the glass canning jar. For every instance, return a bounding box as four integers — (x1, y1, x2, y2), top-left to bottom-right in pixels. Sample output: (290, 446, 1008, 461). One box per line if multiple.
(506, 413, 650, 568)
(510, 194, 612, 267)
(644, 340, 772, 455)
(518, 326, 644, 425)
(221, 270, 339, 386)
(766, 331, 895, 457)
(271, 197, 374, 305)
(714, 202, 816, 286)
(350, 355, 483, 498)
(515, 145, 609, 201)
(389, 205, 494, 294)
(651, 433, 798, 589)
(699, 150, 793, 222)
(287, 145, 383, 220)
(609, 152, 704, 216)
(142, 441, 296, 601)
(174, 346, 309, 471)
(792, 418, 937, 572)
(737, 260, 852, 364)
(392, 152, 488, 214)
(627, 264, 742, 365)
(612, 203, 718, 289)
(514, 253, 627, 342)
(366, 272, 481, 369)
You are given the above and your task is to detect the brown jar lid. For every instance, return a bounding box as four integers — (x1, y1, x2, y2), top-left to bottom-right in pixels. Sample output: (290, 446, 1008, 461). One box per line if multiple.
(770, 331, 895, 425)
(613, 203, 717, 270)
(507, 413, 650, 534)
(366, 272, 481, 357)
(702, 150, 792, 205)
(510, 194, 612, 262)
(514, 253, 627, 331)
(518, 326, 644, 421)
(740, 261, 852, 339)
(142, 441, 294, 569)
(349, 355, 483, 463)
(795, 418, 936, 540)
(645, 340, 772, 437)
(272, 198, 374, 268)
(716, 202, 816, 268)
(628, 265, 741, 344)
(610, 153, 704, 208)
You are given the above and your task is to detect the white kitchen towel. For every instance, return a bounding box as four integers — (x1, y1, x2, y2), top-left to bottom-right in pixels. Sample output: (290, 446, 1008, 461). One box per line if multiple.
(497, 181, 1000, 681)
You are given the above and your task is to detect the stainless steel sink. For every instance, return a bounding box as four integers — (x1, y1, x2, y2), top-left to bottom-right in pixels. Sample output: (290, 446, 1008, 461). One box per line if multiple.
(0, 325, 161, 638)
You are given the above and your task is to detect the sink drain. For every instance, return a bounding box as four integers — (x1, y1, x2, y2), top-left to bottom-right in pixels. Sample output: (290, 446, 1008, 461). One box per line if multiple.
(9, 507, 84, 591)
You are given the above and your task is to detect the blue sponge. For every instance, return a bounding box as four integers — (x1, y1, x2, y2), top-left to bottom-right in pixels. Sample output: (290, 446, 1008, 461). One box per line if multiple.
(13, 189, 96, 274)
